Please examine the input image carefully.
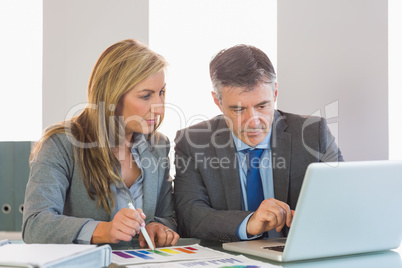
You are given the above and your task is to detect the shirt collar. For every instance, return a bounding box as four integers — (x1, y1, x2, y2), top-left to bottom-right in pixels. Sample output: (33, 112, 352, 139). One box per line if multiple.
(130, 133, 148, 155)
(231, 127, 272, 152)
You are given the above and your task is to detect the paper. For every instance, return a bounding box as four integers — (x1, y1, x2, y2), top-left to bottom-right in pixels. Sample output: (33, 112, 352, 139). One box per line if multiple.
(0, 240, 9, 246)
(125, 255, 275, 268)
(112, 244, 231, 265)
(0, 243, 97, 266)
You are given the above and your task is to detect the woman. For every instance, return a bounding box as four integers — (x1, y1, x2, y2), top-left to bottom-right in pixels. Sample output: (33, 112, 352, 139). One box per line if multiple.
(22, 39, 179, 248)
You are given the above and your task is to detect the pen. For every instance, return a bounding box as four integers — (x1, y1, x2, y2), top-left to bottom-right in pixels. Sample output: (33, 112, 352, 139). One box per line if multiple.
(128, 201, 155, 250)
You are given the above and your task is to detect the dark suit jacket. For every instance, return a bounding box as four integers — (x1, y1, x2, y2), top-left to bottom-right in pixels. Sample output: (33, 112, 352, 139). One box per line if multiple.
(173, 110, 343, 242)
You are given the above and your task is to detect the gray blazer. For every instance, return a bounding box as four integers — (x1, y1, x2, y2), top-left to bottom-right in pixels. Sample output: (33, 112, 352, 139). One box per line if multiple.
(22, 132, 175, 246)
(174, 110, 343, 242)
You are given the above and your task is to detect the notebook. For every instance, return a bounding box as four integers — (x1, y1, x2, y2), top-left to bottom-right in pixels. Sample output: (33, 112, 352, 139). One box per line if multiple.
(0, 240, 111, 267)
(223, 160, 402, 262)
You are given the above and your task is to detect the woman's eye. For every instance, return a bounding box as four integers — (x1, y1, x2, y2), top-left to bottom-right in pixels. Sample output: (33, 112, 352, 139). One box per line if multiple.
(159, 89, 165, 96)
(142, 94, 151, 100)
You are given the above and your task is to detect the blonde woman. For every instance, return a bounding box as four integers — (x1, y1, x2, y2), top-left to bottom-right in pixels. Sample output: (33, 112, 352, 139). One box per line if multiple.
(22, 39, 179, 248)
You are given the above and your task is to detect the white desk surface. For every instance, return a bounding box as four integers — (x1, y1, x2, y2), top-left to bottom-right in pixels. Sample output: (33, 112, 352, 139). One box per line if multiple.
(2, 232, 401, 267)
(0, 231, 22, 241)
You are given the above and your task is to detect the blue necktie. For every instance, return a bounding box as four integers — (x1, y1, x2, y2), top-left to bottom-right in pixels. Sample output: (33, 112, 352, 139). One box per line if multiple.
(243, 148, 264, 211)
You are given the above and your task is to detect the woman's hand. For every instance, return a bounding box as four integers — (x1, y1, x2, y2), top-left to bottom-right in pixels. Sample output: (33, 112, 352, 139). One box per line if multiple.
(91, 208, 146, 244)
(139, 222, 180, 248)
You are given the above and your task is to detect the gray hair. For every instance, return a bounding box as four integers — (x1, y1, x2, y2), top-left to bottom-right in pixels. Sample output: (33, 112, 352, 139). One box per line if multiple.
(209, 44, 276, 101)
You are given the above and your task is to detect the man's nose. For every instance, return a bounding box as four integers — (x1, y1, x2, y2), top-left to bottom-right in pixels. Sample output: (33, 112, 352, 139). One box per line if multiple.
(245, 108, 261, 128)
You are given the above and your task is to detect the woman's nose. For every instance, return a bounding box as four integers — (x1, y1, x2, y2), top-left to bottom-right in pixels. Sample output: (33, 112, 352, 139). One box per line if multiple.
(151, 96, 164, 115)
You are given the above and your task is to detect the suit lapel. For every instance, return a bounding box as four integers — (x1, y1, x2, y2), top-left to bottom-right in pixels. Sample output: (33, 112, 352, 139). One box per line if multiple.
(141, 147, 158, 222)
(271, 110, 291, 203)
(214, 117, 243, 210)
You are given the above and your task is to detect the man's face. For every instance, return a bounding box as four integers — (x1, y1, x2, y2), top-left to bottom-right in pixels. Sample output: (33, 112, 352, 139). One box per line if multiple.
(213, 83, 277, 147)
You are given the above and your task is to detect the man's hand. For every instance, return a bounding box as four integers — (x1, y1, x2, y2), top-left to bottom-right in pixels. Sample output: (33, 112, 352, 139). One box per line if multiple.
(246, 198, 293, 236)
(139, 222, 180, 248)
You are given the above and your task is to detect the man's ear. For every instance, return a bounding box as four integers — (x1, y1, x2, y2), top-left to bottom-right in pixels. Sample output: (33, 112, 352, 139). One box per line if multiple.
(212, 91, 223, 112)
(274, 82, 278, 102)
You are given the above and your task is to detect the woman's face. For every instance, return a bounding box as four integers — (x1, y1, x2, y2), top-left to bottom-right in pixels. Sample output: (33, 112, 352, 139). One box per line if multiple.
(116, 71, 165, 136)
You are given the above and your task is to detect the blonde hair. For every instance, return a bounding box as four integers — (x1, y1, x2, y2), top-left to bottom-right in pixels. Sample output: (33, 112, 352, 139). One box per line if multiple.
(31, 39, 167, 214)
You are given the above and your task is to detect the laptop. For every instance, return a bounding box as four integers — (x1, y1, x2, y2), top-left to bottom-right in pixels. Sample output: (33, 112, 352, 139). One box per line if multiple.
(223, 160, 402, 262)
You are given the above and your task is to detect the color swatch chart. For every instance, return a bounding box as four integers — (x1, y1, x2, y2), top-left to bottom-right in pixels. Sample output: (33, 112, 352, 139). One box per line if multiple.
(112, 244, 230, 265)
(125, 255, 267, 268)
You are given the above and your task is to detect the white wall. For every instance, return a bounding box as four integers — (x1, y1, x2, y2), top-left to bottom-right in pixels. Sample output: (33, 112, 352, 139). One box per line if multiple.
(42, 0, 149, 129)
(277, 0, 388, 161)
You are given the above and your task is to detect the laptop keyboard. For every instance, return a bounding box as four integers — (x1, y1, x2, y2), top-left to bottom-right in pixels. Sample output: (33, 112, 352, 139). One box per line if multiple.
(263, 246, 285, 252)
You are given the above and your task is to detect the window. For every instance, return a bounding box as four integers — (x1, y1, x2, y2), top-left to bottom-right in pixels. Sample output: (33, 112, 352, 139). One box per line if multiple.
(389, 0, 402, 160)
(149, 0, 277, 142)
(0, 0, 42, 141)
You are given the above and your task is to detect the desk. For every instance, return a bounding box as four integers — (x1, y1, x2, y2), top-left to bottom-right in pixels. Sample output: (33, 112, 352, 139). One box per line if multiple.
(0, 231, 22, 242)
(111, 238, 402, 267)
(3, 233, 401, 267)
(207, 239, 402, 268)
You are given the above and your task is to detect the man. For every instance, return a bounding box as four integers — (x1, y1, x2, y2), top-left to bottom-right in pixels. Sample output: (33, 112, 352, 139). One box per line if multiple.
(174, 44, 343, 242)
